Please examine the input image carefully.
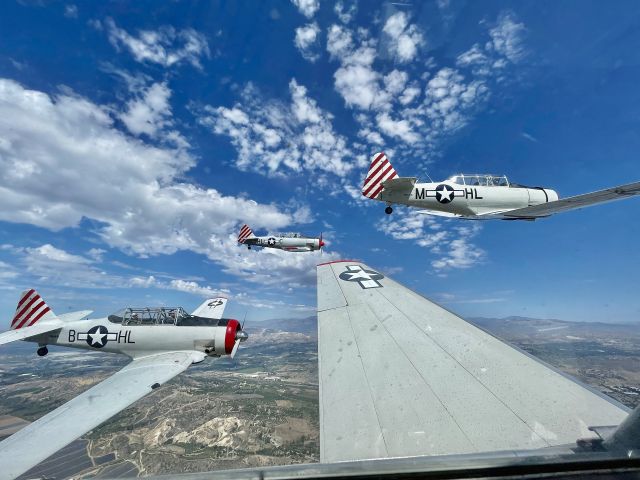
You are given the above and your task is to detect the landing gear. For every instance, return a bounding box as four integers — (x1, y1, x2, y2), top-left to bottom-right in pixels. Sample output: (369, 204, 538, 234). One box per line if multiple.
(247, 245, 251, 250)
(37, 346, 48, 357)
(385, 206, 393, 215)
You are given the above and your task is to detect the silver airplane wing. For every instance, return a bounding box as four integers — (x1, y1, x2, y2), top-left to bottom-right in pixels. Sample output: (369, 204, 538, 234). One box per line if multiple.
(0, 350, 205, 480)
(316, 260, 629, 463)
(488, 181, 640, 219)
(192, 297, 228, 319)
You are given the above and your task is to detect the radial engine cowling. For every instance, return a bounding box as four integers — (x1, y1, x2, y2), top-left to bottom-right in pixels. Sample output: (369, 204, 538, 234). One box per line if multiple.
(224, 319, 240, 354)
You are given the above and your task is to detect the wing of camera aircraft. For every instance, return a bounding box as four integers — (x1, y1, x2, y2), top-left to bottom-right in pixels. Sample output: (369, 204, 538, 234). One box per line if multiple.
(483, 181, 640, 219)
(316, 260, 631, 463)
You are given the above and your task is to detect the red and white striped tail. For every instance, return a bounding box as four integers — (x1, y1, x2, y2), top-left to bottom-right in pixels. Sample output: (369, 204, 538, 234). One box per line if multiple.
(362, 152, 398, 199)
(11, 289, 56, 330)
(237, 224, 255, 244)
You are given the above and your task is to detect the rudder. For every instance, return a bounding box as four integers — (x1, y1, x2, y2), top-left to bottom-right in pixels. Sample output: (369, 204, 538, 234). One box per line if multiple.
(237, 224, 256, 244)
(362, 152, 398, 199)
(11, 289, 56, 330)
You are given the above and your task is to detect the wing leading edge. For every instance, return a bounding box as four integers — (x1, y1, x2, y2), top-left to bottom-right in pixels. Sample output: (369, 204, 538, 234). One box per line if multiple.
(0, 350, 205, 480)
(316, 260, 629, 463)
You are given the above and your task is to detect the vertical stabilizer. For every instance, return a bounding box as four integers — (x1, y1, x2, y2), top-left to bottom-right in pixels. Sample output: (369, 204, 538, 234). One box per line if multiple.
(11, 290, 56, 330)
(362, 152, 398, 199)
(237, 224, 257, 244)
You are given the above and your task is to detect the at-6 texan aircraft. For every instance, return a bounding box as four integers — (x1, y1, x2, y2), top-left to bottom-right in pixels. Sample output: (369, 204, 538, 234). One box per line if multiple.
(237, 224, 325, 252)
(0, 290, 248, 480)
(363, 152, 640, 219)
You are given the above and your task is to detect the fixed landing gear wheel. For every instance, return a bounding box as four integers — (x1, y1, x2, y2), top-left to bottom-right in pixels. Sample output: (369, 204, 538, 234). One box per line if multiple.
(385, 206, 393, 214)
(247, 246, 251, 250)
(37, 346, 48, 357)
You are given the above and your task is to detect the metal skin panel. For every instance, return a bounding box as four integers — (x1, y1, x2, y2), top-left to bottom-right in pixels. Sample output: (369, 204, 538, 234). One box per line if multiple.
(317, 261, 629, 464)
(0, 351, 203, 480)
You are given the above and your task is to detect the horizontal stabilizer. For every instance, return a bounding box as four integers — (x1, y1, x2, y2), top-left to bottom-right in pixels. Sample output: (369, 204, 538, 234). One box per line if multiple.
(382, 177, 417, 192)
(57, 310, 93, 322)
(0, 321, 62, 346)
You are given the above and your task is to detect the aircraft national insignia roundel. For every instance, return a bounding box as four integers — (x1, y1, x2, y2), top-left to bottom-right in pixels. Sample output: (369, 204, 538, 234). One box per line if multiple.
(339, 265, 384, 289)
(86, 325, 110, 348)
(435, 184, 455, 204)
(208, 299, 224, 307)
(267, 237, 276, 246)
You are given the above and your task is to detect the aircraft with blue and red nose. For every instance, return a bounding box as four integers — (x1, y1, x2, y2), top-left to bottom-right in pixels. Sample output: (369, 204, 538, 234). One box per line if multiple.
(363, 152, 640, 220)
(238, 224, 325, 252)
(0, 290, 248, 480)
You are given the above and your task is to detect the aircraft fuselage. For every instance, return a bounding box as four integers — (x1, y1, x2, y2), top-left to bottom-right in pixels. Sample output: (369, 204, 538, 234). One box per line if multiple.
(379, 181, 558, 217)
(25, 318, 238, 358)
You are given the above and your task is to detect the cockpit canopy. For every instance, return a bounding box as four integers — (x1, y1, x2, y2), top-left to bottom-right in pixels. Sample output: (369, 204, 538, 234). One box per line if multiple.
(270, 232, 303, 238)
(108, 307, 230, 326)
(446, 174, 509, 187)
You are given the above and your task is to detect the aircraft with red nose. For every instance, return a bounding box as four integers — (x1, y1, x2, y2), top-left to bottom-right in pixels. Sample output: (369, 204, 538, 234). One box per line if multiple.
(238, 224, 325, 252)
(0, 290, 248, 480)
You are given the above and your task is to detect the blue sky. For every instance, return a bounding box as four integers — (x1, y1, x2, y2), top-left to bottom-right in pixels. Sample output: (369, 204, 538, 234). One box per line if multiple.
(0, 0, 639, 324)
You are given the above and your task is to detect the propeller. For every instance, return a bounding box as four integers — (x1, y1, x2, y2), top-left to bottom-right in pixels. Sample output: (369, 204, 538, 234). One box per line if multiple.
(231, 315, 249, 359)
(319, 232, 325, 253)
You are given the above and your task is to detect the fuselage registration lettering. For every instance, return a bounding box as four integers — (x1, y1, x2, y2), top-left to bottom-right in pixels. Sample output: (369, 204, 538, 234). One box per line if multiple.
(414, 187, 483, 200)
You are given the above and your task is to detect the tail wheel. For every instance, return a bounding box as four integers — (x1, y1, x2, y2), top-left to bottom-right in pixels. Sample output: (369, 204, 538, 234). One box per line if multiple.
(37, 346, 48, 357)
(385, 206, 393, 214)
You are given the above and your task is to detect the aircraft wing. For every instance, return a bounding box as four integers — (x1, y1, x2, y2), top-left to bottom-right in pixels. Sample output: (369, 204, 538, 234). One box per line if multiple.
(0, 321, 63, 346)
(491, 181, 640, 219)
(192, 297, 228, 319)
(316, 260, 629, 463)
(0, 350, 205, 480)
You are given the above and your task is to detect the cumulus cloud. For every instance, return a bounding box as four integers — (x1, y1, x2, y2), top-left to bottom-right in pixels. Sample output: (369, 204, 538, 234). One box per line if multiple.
(324, 11, 527, 161)
(382, 12, 424, 63)
(0, 78, 321, 289)
(198, 79, 354, 177)
(104, 18, 210, 69)
(119, 82, 177, 139)
(378, 211, 485, 271)
(334, 1, 356, 23)
(291, 0, 319, 18)
(294, 22, 321, 62)
(488, 12, 526, 63)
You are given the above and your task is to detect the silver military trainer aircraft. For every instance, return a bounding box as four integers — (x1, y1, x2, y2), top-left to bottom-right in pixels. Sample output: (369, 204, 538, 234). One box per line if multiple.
(0, 290, 248, 480)
(237, 224, 325, 252)
(362, 152, 640, 220)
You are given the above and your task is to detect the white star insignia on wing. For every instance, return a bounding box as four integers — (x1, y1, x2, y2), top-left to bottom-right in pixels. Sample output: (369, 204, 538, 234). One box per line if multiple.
(345, 271, 373, 281)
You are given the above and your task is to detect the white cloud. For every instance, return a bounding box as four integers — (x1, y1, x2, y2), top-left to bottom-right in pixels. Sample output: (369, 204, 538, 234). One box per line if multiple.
(199, 79, 354, 177)
(291, 0, 319, 18)
(295, 22, 321, 62)
(104, 18, 210, 69)
(488, 12, 526, 63)
(64, 4, 78, 18)
(334, 1, 356, 23)
(119, 82, 176, 139)
(377, 211, 485, 271)
(31, 244, 91, 264)
(376, 112, 419, 144)
(382, 12, 424, 63)
(0, 78, 322, 289)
